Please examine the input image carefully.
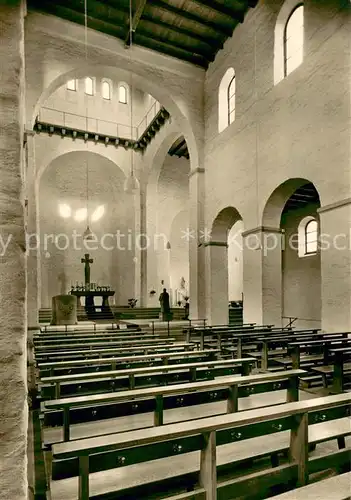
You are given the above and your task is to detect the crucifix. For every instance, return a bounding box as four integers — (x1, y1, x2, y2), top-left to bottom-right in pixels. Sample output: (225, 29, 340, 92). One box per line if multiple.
(81, 253, 93, 287)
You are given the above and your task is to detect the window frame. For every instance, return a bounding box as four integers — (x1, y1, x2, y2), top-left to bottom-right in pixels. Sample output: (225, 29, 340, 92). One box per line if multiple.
(118, 84, 128, 104)
(102, 80, 111, 100)
(283, 3, 304, 78)
(304, 219, 318, 255)
(227, 74, 236, 125)
(85, 76, 94, 96)
(66, 79, 77, 92)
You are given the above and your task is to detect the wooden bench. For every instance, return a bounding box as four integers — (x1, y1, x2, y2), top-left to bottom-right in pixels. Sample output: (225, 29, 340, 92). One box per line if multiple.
(33, 333, 158, 346)
(269, 471, 351, 499)
(36, 348, 214, 378)
(329, 347, 351, 393)
(251, 332, 350, 371)
(39, 355, 252, 399)
(50, 393, 351, 500)
(42, 369, 304, 444)
(34, 337, 178, 352)
(34, 342, 197, 363)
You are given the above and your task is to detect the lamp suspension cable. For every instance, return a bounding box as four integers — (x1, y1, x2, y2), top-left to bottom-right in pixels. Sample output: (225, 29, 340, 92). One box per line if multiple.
(124, 0, 140, 193)
(83, 0, 93, 240)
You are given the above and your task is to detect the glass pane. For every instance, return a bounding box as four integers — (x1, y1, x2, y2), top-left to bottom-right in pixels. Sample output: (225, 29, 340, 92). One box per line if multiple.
(85, 77, 94, 95)
(119, 85, 127, 103)
(67, 79, 76, 91)
(229, 109, 235, 124)
(102, 81, 110, 100)
(285, 5, 304, 76)
(229, 96, 235, 112)
(306, 220, 318, 234)
(306, 241, 317, 253)
(306, 233, 317, 244)
(228, 77, 235, 99)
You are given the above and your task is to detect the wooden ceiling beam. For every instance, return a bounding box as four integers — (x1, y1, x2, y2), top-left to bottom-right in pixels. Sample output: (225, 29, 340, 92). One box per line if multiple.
(140, 13, 223, 51)
(150, 0, 234, 38)
(125, 0, 148, 46)
(188, 0, 245, 23)
(134, 24, 215, 61)
(134, 32, 208, 67)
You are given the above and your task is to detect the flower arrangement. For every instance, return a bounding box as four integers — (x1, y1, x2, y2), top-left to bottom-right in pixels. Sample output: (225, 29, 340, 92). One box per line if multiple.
(128, 298, 138, 308)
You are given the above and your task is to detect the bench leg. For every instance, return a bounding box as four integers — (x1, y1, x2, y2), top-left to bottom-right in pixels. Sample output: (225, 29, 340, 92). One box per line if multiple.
(154, 395, 164, 426)
(200, 431, 216, 500)
(227, 384, 238, 413)
(78, 455, 89, 500)
(271, 452, 279, 468)
(337, 436, 346, 449)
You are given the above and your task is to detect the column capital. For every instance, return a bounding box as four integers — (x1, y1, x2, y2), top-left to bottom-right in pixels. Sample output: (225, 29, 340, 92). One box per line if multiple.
(242, 226, 283, 237)
(203, 240, 228, 247)
(317, 198, 351, 215)
(189, 167, 205, 179)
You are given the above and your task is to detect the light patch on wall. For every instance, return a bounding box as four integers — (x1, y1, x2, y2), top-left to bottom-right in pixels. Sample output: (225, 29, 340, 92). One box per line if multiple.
(58, 203, 72, 218)
(91, 205, 105, 222)
(74, 208, 88, 222)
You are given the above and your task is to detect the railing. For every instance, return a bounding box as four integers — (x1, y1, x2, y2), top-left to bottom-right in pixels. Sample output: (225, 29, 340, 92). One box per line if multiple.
(282, 316, 321, 328)
(37, 101, 163, 142)
(37, 107, 138, 140)
(136, 100, 161, 138)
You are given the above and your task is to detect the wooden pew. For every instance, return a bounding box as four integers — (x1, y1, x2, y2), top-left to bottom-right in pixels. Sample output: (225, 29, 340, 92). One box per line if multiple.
(41, 323, 135, 333)
(250, 332, 350, 371)
(34, 342, 196, 363)
(39, 355, 251, 399)
(49, 393, 351, 500)
(34, 328, 142, 340)
(329, 347, 351, 393)
(269, 471, 351, 499)
(34, 337, 178, 352)
(33, 333, 160, 347)
(42, 369, 304, 444)
(37, 348, 216, 378)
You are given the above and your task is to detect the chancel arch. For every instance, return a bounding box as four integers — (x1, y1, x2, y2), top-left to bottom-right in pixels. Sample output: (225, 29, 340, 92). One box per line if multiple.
(206, 206, 243, 325)
(38, 151, 136, 308)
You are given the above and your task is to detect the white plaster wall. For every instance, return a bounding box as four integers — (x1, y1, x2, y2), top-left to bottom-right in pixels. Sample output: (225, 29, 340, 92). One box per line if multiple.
(281, 206, 321, 329)
(39, 151, 136, 307)
(41, 79, 157, 139)
(204, 0, 351, 231)
(156, 155, 190, 303)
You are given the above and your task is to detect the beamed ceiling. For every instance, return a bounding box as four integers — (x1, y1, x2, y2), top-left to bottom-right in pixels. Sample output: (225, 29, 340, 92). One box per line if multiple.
(27, 0, 258, 68)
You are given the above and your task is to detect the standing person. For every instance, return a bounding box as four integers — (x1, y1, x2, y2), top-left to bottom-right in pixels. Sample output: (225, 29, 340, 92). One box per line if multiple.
(159, 288, 171, 321)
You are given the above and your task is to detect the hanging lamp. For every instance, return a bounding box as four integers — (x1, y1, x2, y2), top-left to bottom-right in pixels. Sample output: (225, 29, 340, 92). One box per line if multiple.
(123, 0, 140, 194)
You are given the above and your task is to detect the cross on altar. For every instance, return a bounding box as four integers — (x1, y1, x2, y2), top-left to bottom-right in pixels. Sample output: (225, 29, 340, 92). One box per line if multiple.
(81, 253, 93, 286)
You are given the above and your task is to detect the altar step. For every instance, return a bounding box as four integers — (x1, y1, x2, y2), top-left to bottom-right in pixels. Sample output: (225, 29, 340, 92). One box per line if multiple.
(39, 307, 186, 323)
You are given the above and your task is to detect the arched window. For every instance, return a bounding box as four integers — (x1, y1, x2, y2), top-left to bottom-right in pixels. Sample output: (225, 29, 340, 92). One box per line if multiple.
(305, 219, 318, 254)
(274, 1, 304, 85)
(119, 85, 128, 104)
(102, 80, 111, 100)
(66, 79, 77, 91)
(298, 216, 318, 257)
(284, 5, 304, 77)
(218, 67, 235, 133)
(85, 77, 94, 95)
(228, 74, 236, 125)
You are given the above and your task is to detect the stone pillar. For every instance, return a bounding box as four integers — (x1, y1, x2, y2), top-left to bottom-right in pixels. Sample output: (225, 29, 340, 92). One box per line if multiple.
(139, 187, 147, 307)
(205, 241, 229, 325)
(188, 167, 205, 320)
(0, 1, 27, 498)
(318, 199, 351, 332)
(242, 226, 283, 327)
(26, 132, 40, 328)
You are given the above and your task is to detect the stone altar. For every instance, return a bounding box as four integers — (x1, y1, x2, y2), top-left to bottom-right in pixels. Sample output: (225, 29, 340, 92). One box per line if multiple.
(51, 294, 77, 325)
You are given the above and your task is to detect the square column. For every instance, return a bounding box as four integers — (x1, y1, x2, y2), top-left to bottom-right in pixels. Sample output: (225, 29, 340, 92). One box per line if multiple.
(0, 1, 27, 498)
(189, 168, 205, 320)
(318, 199, 351, 332)
(242, 227, 283, 327)
(204, 241, 229, 325)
